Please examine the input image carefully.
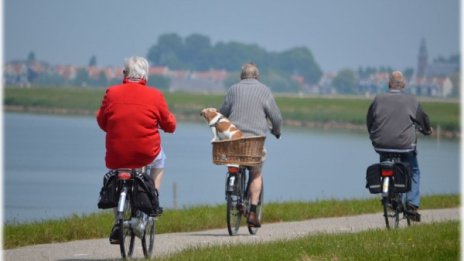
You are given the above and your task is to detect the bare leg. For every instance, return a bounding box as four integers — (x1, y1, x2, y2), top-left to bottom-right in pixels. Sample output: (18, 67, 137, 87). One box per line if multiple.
(150, 168, 164, 191)
(249, 170, 262, 205)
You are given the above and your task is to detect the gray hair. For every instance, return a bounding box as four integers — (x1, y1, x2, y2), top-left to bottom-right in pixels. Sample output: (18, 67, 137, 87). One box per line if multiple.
(388, 71, 405, 89)
(123, 56, 149, 81)
(240, 63, 260, 80)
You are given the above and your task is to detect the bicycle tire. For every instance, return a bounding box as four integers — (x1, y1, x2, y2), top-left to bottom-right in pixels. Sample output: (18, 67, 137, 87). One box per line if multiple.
(119, 195, 135, 258)
(226, 171, 245, 236)
(226, 192, 242, 236)
(382, 193, 399, 229)
(142, 217, 155, 258)
(248, 180, 263, 235)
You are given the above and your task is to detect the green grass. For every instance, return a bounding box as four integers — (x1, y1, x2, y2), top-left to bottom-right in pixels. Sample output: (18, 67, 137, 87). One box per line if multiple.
(158, 221, 459, 260)
(3, 87, 460, 132)
(4, 194, 459, 249)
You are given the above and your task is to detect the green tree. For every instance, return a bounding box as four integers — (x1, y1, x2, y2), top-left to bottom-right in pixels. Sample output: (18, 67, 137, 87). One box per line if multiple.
(95, 71, 107, 87)
(260, 70, 300, 93)
(184, 34, 212, 70)
(276, 47, 322, 85)
(147, 33, 323, 90)
(73, 68, 91, 87)
(148, 75, 170, 90)
(332, 69, 357, 94)
(403, 67, 414, 81)
(147, 33, 184, 68)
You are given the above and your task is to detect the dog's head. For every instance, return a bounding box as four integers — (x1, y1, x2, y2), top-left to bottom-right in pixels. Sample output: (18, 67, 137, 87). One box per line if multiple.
(200, 108, 219, 122)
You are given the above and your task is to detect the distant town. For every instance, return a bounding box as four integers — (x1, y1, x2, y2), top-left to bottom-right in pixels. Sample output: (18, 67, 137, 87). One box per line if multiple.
(4, 39, 459, 98)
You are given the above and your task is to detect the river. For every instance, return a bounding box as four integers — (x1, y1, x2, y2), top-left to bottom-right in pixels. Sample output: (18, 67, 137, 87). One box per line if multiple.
(4, 113, 460, 223)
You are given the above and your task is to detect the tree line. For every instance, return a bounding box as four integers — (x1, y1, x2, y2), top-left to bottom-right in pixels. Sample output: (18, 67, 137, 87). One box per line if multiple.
(147, 33, 323, 91)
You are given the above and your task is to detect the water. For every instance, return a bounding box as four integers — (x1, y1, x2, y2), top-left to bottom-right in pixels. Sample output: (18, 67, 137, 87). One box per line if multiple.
(4, 113, 460, 223)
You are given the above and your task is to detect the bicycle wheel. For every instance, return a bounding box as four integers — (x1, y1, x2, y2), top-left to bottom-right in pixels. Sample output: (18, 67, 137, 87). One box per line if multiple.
(226, 173, 244, 236)
(142, 217, 155, 258)
(119, 195, 135, 258)
(248, 180, 263, 235)
(382, 193, 399, 229)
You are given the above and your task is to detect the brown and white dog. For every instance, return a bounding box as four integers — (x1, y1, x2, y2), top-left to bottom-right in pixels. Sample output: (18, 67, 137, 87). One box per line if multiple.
(200, 108, 243, 142)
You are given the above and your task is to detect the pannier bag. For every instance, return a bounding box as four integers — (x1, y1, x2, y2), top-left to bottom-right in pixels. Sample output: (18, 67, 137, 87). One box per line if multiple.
(393, 162, 411, 193)
(97, 171, 118, 209)
(365, 163, 382, 194)
(133, 173, 160, 217)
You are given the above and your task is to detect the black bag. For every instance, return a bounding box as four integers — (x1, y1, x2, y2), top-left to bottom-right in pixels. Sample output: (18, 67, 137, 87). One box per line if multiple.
(132, 173, 160, 217)
(365, 163, 382, 194)
(393, 162, 411, 193)
(97, 171, 118, 209)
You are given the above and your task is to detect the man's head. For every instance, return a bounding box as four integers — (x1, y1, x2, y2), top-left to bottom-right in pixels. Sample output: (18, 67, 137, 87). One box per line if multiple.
(240, 63, 260, 80)
(388, 71, 405, 90)
(123, 56, 149, 81)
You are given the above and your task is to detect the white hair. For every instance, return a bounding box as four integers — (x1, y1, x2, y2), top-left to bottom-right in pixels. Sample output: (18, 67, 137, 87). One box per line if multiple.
(388, 71, 405, 89)
(123, 56, 149, 81)
(240, 63, 260, 80)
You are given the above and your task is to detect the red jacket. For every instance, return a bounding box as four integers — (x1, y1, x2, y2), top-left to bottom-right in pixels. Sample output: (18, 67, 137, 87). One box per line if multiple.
(96, 79, 176, 169)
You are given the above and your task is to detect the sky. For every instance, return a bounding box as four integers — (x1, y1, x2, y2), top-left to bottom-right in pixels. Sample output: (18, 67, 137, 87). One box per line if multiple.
(3, 0, 461, 73)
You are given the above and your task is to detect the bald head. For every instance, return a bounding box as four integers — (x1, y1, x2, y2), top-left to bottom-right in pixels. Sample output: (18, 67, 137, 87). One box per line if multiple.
(388, 71, 406, 90)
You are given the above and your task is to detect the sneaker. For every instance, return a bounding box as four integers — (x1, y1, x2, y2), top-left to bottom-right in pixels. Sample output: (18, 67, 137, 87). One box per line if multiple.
(109, 224, 120, 244)
(406, 203, 421, 222)
(247, 211, 261, 228)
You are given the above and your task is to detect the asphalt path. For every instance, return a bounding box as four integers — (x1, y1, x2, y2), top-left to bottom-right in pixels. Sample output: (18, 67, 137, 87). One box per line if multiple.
(4, 208, 460, 261)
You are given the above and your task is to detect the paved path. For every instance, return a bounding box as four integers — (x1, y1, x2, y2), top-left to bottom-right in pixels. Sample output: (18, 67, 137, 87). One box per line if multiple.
(4, 208, 460, 260)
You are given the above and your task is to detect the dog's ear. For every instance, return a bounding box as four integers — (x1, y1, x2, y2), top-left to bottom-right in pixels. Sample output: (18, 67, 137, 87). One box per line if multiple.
(200, 109, 207, 117)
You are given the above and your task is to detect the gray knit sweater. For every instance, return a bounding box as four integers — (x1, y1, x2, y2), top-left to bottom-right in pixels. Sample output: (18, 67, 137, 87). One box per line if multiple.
(220, 79, 282, 138)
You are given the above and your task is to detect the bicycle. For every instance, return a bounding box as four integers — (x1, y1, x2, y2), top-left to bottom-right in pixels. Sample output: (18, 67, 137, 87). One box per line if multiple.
(378, 153, 419, 229)
(211, 136, 266, 236)
(113, 167, 156, 259)
(225, 164, 264, 236)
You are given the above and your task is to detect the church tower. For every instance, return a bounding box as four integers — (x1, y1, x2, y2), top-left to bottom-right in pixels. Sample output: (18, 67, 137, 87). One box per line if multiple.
(417, 38, 428, 78)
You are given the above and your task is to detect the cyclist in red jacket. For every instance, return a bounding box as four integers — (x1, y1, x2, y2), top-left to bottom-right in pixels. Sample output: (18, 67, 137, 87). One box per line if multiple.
(97, 56, 176, 243)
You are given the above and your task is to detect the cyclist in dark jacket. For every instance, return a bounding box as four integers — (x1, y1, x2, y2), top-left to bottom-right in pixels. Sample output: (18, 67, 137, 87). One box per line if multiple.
(367, 71, 432, 220)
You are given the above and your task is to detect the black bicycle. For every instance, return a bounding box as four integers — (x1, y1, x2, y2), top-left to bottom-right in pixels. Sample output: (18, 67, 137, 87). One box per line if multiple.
(114, 168, 155, 259)
(378, 153, 418, 229)
(225, 165, 264, 236)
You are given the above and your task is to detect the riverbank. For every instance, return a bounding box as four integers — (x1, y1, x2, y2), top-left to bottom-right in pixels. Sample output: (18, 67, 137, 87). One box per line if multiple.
(4, 104, 460, 139)
(3, 86, 460, 138)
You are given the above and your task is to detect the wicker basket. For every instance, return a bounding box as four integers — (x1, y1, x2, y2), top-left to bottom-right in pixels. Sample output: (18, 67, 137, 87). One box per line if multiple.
(212, 136, 266, 166)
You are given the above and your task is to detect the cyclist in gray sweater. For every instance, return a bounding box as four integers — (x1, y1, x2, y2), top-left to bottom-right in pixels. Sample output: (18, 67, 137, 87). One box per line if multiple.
(220, 63, 282, 227)
(367, 71, 432, 220)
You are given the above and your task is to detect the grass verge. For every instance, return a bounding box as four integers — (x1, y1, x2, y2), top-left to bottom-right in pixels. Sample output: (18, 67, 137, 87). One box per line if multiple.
(4, 194, 459, 249)
(4, 87, 460, 133)
(158, 221, 459, 260)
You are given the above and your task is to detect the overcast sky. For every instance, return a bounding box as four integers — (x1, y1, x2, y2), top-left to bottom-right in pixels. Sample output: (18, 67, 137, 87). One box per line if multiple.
(4, 0, 460, 72)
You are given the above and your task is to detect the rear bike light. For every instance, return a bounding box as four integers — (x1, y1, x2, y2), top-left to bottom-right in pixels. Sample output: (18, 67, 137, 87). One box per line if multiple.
(381, 169, 394, 177)
(227, 166, 239, 174)
(118, 172, 132, 180)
